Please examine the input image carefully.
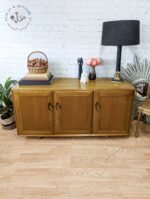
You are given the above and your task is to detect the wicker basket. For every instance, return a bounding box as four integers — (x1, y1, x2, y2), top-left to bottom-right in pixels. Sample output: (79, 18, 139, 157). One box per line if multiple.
(27, 51, 48, 74)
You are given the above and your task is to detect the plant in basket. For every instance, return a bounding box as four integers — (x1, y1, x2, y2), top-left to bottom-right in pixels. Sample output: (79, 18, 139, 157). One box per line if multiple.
(86, 58, 101, 80)
(0, 77, 17, 129)
(27, 51, 48, 74)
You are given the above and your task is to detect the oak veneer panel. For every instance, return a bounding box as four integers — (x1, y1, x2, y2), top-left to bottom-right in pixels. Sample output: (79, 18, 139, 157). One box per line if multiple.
(54, 91, 93, 134)
(13, 78, 134, 136)
(13, 90, 54, 135)
(13, 78, 134, 91)
(93, 90, 134, 134)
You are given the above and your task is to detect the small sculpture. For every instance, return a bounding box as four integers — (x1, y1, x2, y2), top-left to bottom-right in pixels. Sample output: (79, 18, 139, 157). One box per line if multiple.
(80, 72, 89, 84)
(77, 58, 83, 80)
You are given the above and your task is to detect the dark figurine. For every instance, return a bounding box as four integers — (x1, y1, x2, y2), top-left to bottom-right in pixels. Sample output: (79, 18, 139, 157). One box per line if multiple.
(77, 58, 83, 80)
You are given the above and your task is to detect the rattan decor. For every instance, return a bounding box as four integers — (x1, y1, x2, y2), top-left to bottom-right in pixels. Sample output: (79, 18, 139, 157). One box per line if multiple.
(27, 51, 48, 74)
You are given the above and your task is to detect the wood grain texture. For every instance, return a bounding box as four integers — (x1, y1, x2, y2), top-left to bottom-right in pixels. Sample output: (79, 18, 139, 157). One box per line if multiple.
(13, 78, 135, 91)
(0, 121, 150, 199)
(136, 99, 150, 137)
(13, 90, 54, 135)
(13, 78, 134, 137)
(54, 91, 93, 134)
(93, 90, 134, 135)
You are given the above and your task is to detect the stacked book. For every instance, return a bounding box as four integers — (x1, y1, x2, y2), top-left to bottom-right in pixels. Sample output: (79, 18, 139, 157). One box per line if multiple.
(19, 72, 54, 85)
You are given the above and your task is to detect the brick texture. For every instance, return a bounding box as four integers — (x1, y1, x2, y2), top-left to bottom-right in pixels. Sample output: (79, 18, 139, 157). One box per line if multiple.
(0, 0, 149, 83)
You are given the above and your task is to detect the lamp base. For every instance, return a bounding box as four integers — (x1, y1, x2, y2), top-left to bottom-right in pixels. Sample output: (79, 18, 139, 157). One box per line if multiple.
(112, 71, 123, 82)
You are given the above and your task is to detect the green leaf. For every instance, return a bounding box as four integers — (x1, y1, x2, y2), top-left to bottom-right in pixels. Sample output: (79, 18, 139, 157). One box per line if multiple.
(4, 77, 11, 89)
(0, 77, 17, 116)
(5, 87, 12, 97)
(3, 96, 12, 106)
(0, 98, 2, 103)
(4, 77, 17, 89)
(0, 84, 4, 94)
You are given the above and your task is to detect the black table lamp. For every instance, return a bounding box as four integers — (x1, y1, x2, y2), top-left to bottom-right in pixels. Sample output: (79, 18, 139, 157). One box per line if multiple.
(101, 20, 140, 81)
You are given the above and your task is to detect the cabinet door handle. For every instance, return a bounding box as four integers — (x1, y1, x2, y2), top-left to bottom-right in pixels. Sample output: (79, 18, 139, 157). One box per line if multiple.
(48, 102, 54, 112)
(56, 102, 61, 111)
(95, 102, 101, 111)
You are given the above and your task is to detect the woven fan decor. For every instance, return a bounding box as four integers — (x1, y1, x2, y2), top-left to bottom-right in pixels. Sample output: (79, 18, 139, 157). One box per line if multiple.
(121, 55, 150, 85)
(121, 55, 150, 119)
(27, 51, 48, 74)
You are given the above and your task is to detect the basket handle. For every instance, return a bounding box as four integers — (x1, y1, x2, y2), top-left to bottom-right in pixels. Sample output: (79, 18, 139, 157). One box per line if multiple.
(27, 51, 48, 62)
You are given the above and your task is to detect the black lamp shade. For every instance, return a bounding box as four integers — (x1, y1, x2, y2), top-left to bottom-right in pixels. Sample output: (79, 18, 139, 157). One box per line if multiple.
(101, 20, 140, 46)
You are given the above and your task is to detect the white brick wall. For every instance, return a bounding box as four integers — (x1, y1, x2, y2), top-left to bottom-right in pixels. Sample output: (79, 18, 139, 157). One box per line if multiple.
(0, 0, 150, 83)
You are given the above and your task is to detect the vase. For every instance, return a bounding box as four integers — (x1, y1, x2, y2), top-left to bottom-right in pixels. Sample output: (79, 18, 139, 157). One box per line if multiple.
(89, 67, 96, 80)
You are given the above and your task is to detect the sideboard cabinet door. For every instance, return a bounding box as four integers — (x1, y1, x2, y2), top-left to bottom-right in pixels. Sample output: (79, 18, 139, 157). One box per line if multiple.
(54, 91, 93, 134)
(93, 91, 134, 135)
(13, 91, 54, 136)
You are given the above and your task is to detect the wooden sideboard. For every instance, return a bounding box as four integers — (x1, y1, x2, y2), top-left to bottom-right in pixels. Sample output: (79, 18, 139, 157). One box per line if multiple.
(12, 78, 135, 137)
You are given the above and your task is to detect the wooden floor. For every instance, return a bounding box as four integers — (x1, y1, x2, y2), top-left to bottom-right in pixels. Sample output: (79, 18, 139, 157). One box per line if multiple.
(0, 122, 150, 199)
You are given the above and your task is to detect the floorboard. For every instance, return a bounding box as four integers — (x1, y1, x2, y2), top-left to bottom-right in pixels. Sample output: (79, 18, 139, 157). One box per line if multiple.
(0, 121, 150, 199)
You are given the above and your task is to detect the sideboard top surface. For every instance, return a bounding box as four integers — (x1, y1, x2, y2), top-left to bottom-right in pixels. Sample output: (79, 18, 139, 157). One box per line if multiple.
(13, 78, 135, 91)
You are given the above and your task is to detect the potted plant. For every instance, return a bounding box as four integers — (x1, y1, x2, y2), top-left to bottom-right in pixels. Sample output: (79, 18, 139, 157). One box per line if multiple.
(0, 77, 17, 129)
